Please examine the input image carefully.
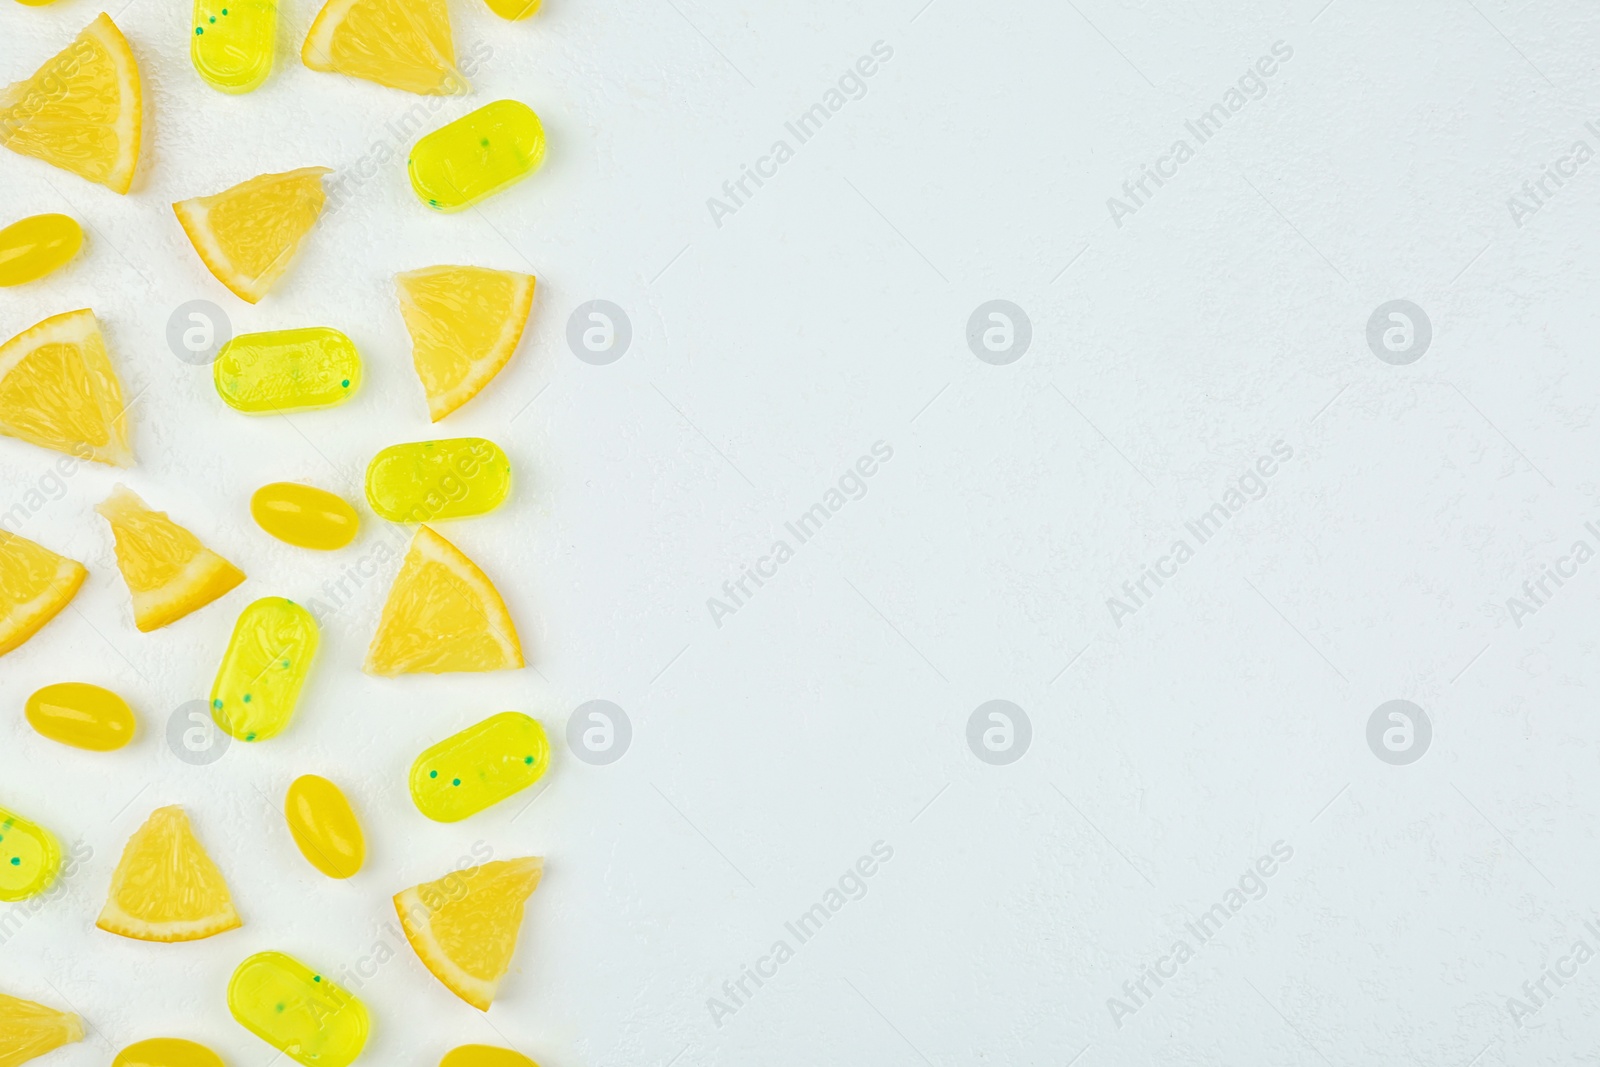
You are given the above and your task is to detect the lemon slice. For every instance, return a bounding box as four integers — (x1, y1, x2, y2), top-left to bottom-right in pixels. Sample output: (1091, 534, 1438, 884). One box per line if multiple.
(365, 525, 523, 675)
(0, 531, 87, 659)
(0, 309, 132, 467)
(173, 167, 331, 304)
(395, 857, 542, 1010)
(397, 266, 535, 421)
(0, 13, 142, 193)
(96, 486, 245, 632)
(0, 990, 83, 1066)
(302, 0, 464, 95)
(97, 806, 241, 943)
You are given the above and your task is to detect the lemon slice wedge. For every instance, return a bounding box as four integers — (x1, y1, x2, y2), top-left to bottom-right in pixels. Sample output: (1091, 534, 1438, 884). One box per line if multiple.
(173, 167, 331, 304)
(96, 486, 245, 631)
(395, 857, 542, 1009)
(0, 309, 132, 467)
(397, 266, 535, 421)
(0, 13, 142, 193)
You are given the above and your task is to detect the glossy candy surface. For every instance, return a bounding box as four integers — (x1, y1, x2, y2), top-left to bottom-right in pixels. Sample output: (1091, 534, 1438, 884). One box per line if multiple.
(113, 1037, 227, 1067)
(215, 328, 361, 413)
(284, 775, 364, 878)
(25, 682, 136, 751)
(442, 1046, 539, 1067)
(0, 807, 61, 901)
(211, 598, 318, 741)
(409, 100, 545, 212)
(0, 214, 82, 286)
(228, 951, 369, 1067)
(365, 438, 511, 522)
(410, 712, 549, 822)
(192, 0, 276, 92)
(481, 0, 538, 19)
(251, 482, 360, 550)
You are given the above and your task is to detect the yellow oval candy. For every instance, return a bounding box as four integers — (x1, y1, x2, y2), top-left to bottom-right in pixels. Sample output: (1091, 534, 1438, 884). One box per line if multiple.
(0, 214, 82, 286)
(285, 775, 364, 879)
(25, 682, 136, 751)
(228, 951, 369, 1067)
(0, 807, 62, 901)
(211, 598, 319, 742)
(482, 0, 538, 17)
(251, 482, 360, 550)
(192, 0, 276, 93)
(365, 438, 511, 522)
(215, 328, 361, 414)
(409, 100, 545, 212)
(442, 1046, 539, 1067)
(410, 712, 549, 822)
(114, 1037, 227, 1067)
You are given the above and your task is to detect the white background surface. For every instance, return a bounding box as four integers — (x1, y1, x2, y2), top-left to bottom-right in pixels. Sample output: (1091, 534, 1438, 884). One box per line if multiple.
(3, 0, 1600, 1064)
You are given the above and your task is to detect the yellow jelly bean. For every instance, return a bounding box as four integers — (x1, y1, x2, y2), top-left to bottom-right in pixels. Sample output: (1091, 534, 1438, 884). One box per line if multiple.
(482, 0, 538, 18)
(410, 712, 549, 822)
(25, 682, 136, 751)
(442, 1046, 539, 1067)
(365, 438, 511, 522)
(114, 1037, 227, 1067)
(191, 0, 276, 93)
(251, 482, 360, 550)
(228, 951, 369, 1067)
(409, 100, 545, 212)
(215, 328, 362, 414)
(211, 597, 319, 742)
(0, 807, 61, 901)
(0, 214, 82, 286)
(284, 775, 364, 879)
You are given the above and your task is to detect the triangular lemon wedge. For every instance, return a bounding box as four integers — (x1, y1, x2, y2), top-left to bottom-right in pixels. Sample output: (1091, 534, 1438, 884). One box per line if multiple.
(0, 13, 142, 193)
(0, 989, 84, 1066)
(365, 525, 523, 675)
(0, 309, 132, 466)
(96, 486, 245, 631)
(173, 167, 331, 303)
(0, 532, 86, 659)
(395, 857, 542, 1009)
(302, 0, 465, 95)
(97, 806, 241, 942)
(397, 266, 536, 421)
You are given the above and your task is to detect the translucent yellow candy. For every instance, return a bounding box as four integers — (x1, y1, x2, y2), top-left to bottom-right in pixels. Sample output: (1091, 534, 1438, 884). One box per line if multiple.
(215, 328, 361, 414)
(211, 598, 319, 742)
(365, 438, 511, 522)
(251, 482, 360, 550)
(0, 214, 82, 286)
(114, 1037, 227, 1067)
(442, 1046, 539, 1067)
(25, 682, 136, 751)
(284, 775, 364, 879)
(0, 807, 61, 901)
(409, 100, 545, 212)
(228, 952, 369, 1067)
(410, 712, 548, 822)
(192, 0, 276, 92)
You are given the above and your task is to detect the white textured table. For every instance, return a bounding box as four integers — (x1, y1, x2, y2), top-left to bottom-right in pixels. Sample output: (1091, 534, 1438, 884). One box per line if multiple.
(2, 1, 1596, 1065)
